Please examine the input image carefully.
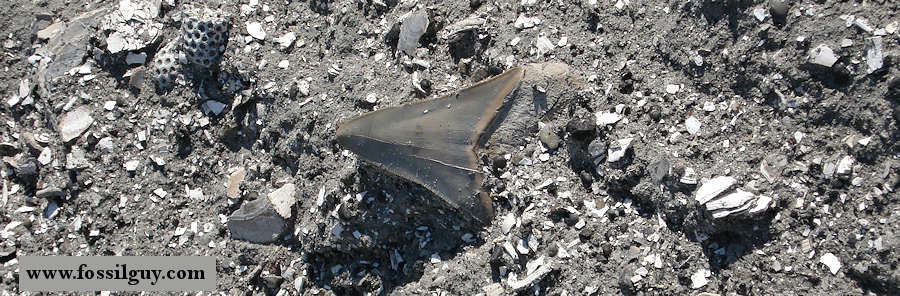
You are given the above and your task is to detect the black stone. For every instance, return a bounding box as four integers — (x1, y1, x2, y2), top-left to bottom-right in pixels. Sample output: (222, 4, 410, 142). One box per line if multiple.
(565, 118, 596, 140)
(492, 156, 507, 172)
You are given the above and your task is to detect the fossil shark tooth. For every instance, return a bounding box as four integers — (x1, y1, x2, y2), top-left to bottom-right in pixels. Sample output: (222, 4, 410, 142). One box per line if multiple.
(336, 67, 524, 223)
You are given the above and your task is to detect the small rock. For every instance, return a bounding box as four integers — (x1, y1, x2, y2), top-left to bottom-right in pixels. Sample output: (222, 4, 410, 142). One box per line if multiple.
(124, 160, 140, 171)
(836, 155, 853, 176)
(607, 138, 633, 163)
(365, 93, 378, 104)
(768, 0, 789, 24)
(500, 213, 516, 234)
(695, 176, 736, 205)
(665, 84, 680, 94)
(819, 253, 841, 275)
(97, 137, 115, 154)
(535, 36, 554, 55)
(514, 14, 540, 29)
(685, 116, 701, 135)
(37, 147, 52, 165)
(588, 138, 607, 161)
(277, 60, 289, 69)
(865, 37, 883, 75)
(202, 100, 226, 116)
(398, 11, 429, 56)
(691, 269, 710, 289)
(246, 22, 266, 40)
(808, 44, 837, 67)
(274, 32, 296, 48)
(125, 52, 147, 65)
(65, 148, 89, 170)
(752, 7, 769, 22)
(538, 124, 561, 150)
(649, 159, 669, 183)
(595, 111, 622, 126)
(58, 106, 94, 142)
(227, 198, 285, 243)
(227, 167, 246, 199)
(36, 187, 65, 199)
(267, 183, 296, 219)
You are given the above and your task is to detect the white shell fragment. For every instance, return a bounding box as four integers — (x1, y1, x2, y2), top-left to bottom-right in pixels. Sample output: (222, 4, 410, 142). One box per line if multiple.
(696, 176, 773, 219)
(695, 176, 736, 205)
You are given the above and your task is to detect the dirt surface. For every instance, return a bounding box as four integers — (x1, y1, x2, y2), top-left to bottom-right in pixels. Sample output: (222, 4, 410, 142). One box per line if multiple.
(1, 0, 898, 295)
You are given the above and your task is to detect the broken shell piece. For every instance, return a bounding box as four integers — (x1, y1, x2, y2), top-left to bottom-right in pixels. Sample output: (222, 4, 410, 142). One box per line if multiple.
(695, 176, 736, 205)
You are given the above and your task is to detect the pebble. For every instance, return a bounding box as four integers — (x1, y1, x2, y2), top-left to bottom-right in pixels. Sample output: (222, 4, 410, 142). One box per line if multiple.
(695, 176, 736, 205)
(37, 147, 52, 165)
(227, 198, 285, 243)
(752, 7, 769, 22)
(267, 183, 296, 218)
(535, 36, 554, 55)
(808, 44, 837, 67)
(819, 253, 841, 275)
(865, 37, 883, 74)
(365, 93, 378, 104)
(274, 32, 296, 48)
(247, 22, 266, 40)
(58, 106, 94, 142)
(514, 14, 540, 29)
(202, 100, 226, 116)
(538, 124, 561, 150)
(500, 213, 515, 234)
(124, 160, 140, 171)
(685, 116, 701, 135)
(277, 60, 289, 69)
(398, 11, 429, 56)
(665, 84, 680, 94)
(703, 101, 716, 112)
(836, 155, 853, 176)
(595, 111, 622, 126)
(691, 269, 710, 289)
(226, 167, 246, 199)
(103, 101, 117, 110)
(607, 137, 633, 163)
(706, 190, 756, 218)
(97, 137, 115, 154)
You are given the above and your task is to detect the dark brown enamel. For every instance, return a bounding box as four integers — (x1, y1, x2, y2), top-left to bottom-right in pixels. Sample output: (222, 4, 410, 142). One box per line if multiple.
(335, 67, 524, 223)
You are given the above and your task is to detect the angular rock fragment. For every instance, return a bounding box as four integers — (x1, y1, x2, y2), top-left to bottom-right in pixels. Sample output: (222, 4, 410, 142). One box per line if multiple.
(808, 44, 837, 67)
(226, 167, 246, 199)
(607, 138, 633, 163)
(267, 183, 296, 219)
(58, 106, 94, 143)
(227, 198, 285, 243)
(865, 37, 883, 75)
(398, 11, 428, 56)
(819, 253, 841, 275)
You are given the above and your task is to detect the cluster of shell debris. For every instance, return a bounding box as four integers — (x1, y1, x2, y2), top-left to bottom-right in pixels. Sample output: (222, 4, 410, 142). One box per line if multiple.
(695, 176, 772, 219)
(150, 6, 231, 92)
